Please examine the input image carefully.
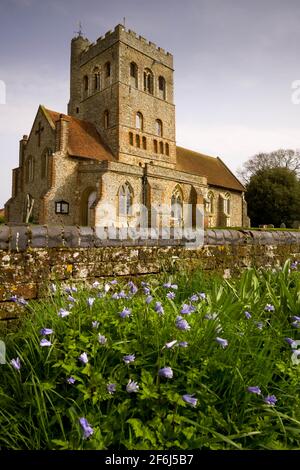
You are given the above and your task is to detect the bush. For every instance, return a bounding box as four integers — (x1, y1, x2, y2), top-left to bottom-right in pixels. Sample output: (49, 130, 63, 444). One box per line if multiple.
(1, 262, 300, 450)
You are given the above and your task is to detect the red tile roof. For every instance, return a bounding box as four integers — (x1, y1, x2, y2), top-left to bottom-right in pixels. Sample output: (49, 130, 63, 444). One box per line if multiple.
(43, 107, 114, 162)
(176, 146, 245, 192)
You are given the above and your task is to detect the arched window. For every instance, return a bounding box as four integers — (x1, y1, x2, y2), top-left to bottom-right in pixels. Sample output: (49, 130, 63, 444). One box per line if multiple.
(82, 75, 89, 98)
(144, 68, 153, 94)
(104, 110, 109, 129)
(153, 139, 158, 153)
(205, 191, 214, 213)
(25, 156, 34, 183)
(136, 112, 143, 131)
(171, 186, 183, 220)
(165, 143, 169, 156)
(156, 119, 163, 137)
(136, 134, 140, 148)
(105, 62, 111, 78)
(158, 76, 166, 100)
(129, 132, 134, 146)
(93, 67, 100, 91)
(142, 136, 147, 150)
(41, 148, 52, 179)
(223, 193, 231, 214)
(130, 62, 138, 88)
(119, 183, 133, 216)
(159, 141, 164, 154)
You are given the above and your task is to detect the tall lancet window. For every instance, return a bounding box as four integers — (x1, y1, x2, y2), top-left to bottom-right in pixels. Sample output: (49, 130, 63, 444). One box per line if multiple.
(118, 183, 133, 216)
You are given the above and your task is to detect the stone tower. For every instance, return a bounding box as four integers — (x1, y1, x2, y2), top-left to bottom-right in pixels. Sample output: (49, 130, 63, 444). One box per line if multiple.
(68, 24, 176, 168)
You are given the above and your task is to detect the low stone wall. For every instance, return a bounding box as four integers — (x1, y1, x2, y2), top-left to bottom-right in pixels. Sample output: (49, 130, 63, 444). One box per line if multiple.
(1, 225, 300, 329)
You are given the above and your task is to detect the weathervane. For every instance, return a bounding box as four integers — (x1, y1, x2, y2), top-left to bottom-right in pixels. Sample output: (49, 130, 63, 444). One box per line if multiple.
(75, 21, 83, 37)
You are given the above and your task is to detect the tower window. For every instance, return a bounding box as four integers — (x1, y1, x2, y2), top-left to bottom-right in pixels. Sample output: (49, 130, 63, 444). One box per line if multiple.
(104, 110, 109, 129)
(156, 119, 163, 137)
(93, 67, 100, 91)
(159, 141, 164, 154)
(165, 143, 169, 156)
(83, 75, 89, 91)
(105, 62, 111, 78)
(142, 136, 147, 150)
(144, 68, 153, 94)
(136, 112, 143, 131)
(158, 76, 166, 100)
(130, 62, 138, 88)
(153, 139, 158, 153)
(129, 132, 134, 146)
(136, 134, 140, 148)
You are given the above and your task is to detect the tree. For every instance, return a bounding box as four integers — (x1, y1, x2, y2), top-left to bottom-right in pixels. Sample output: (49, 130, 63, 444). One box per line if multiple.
(245, 167, 300, 227)
(238, 149, 300, 184)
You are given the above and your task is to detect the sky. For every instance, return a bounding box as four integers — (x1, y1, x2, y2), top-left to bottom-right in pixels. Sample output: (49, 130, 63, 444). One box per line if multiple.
(1, 0, 300, 207)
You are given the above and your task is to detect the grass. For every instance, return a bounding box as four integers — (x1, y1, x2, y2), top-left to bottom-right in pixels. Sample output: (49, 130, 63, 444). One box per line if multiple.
(1, 261, 300, 449)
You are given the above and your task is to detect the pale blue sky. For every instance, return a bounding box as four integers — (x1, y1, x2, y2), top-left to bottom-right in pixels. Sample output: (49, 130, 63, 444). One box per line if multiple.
(1, 0, 300, 207)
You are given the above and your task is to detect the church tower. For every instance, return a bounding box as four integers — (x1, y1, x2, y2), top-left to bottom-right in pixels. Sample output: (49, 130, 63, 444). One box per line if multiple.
(68, 24, 176, 168)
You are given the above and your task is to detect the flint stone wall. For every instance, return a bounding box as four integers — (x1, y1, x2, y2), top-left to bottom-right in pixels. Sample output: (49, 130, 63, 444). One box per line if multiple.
(1, 225, 300, 329)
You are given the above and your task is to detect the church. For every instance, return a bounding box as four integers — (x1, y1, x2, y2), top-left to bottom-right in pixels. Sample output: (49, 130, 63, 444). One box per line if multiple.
(5, 24, 248, 229)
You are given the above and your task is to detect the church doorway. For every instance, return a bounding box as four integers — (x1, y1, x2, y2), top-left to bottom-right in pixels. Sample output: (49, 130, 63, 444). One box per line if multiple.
(81, 188, 97, 226)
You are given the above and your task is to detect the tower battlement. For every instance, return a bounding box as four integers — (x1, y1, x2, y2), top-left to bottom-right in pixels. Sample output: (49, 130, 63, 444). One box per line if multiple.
(79, 24, 173, 69)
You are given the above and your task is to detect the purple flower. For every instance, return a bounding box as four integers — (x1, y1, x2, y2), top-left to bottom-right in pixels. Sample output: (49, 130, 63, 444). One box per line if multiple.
(285, 337, 297, 347)
(291, 261, 298, 270)
(265, 304, 275, 312)
(146, 295, 153, 304)
(98, 334, 107, 345)
(182, 394, 197, 407)
(10, 357, 21, 370)
(92, 281, 100, 288)
(179, 341, 188, 348)
(292, 316, 300, 322)
(291, 321, 300, 328)
(190, 294, 199, 302)
(50, 283, 57, 293)
(128, 281, 138, 294)
(67, 377, 76, 384)
(40, 338, 51, 347)
(119, 307, 131, 318)
(58, 308, 70, 318)
(107, 383, 116, 394)
(158, 366, 173, 379)
(180, 304, 195, 315)
(154, 302, 164, 315)
(143, 286, 151, 295)
(215, 337, 228, 348)
(68, 295, 76, 303)
(247, 386, 261, 395)
(79, 417, 94, 439)
(10, 295, 28, 306)
(111, 292, 120, 299)
(198, 292, 206, 300)
(79, 352, 88, 365)
(92, 321, 100, 329)
(164, 340, 177, 349)
(167, 291, 176, 300)
(244, 311, 252, 319)
(65, 286, 77, 294)
(256, 322, 264, 330)
(126, 379, 139, 393)
(264, 395, 277, 406)
(163, 283, 177, 290)
(110, 279, 118, 285)
(123, 354, 135, 364)
(87, 297, 95, 308)
(40, 328, 53, 336)
(176, 316, 191, 331)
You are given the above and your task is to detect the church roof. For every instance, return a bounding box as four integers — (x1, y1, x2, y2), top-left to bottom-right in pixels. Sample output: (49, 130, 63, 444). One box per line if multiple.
(176, 146, 245, 192)
(43, 108, 114, 162)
